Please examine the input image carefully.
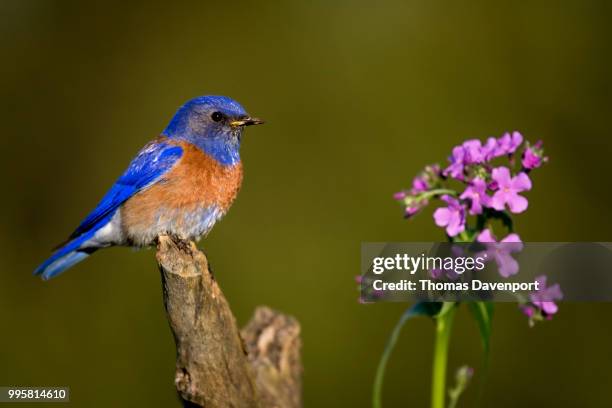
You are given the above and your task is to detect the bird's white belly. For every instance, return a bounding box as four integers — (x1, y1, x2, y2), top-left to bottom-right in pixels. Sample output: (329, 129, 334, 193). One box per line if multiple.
(121, 204, 224, 247)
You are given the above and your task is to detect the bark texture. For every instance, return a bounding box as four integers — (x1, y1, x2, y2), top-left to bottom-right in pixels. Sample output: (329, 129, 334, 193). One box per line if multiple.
(156, 235, 302, 408)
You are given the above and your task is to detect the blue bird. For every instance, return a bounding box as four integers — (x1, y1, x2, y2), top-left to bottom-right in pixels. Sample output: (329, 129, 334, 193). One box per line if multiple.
(35, 95, 263, 280)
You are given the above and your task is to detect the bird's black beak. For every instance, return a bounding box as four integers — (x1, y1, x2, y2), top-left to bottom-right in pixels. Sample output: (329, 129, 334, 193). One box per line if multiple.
(230, 117, 265, 127)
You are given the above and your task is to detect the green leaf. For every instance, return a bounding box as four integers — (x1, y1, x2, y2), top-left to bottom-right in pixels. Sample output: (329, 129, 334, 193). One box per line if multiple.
(468, 302, 494, 406)
(468, 302, 493, 353)
(373, 302, 442, 408)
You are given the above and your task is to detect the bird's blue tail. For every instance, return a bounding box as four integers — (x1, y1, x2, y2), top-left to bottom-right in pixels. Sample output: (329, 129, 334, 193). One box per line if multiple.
(34, 233, 97, 280)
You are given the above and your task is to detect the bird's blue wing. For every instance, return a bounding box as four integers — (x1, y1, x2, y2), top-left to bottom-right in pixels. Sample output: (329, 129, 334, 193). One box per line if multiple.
(35, 139, 183, 279)
(68, 139, 183, 240)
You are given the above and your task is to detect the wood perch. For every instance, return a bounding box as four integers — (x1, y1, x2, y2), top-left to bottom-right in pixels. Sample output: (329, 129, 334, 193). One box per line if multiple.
(156, 235, 302, 408)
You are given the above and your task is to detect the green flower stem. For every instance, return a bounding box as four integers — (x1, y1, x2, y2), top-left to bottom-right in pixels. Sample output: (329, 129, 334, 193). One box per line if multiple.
(431, 304, 456, 408)
(419, 189, 457, 201)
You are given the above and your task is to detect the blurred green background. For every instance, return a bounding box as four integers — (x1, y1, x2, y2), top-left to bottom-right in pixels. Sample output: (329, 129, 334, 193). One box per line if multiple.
(1, 0, 612, 406)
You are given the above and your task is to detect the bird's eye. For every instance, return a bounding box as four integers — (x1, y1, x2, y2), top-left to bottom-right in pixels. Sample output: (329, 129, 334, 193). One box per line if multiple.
(211, 111, 224, 122)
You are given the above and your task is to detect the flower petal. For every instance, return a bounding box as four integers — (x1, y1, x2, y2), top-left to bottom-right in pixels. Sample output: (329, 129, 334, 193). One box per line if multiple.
(511, 172, 532, 191)
(501, 233, 522, 243)
(546, 283, 563, 300)
(472, 177, 487, 191)
(510, 131, 524, 152)
(477, 229, 496, 242)
(490, 191, 508, 211)
(536, 301, 558, 315)
(507, 194, 528, 213)
(446, 215, 465, 237)
(492, 166, 511, 187)
(433, 207, 451, 227)
(496, 252, 519, 277)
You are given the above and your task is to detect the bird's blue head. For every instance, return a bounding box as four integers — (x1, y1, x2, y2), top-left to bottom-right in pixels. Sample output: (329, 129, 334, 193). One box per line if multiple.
(162, 95, 263, 166)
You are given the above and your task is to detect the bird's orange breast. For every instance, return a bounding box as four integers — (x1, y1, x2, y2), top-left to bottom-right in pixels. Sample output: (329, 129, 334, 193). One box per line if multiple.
(121, 139, 243, 241)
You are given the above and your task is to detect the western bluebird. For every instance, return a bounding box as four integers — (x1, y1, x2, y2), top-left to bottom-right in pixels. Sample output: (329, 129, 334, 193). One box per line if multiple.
(35, 95, 263, 280)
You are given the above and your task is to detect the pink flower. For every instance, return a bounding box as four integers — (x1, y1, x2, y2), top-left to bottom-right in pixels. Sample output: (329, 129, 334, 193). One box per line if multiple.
(482, 137, 499, 161)
(394, 192, 429, 219)
(476, 229, 523, 277)
(443, 140, 487, 180)
(490, 167, 532, 213)
(393, 191, 407, 200)
(412, 164, 441, 192)
(522, 140, 547, 170)
(444, 145, 467, 180)
(412, 176, 428, 192)
(404, 205, 425, 218)
(521, 306, 535, 318)
(495, 131, 523, 156)
(462, 139, 486, 164)
(459, 178, 490, 215)
(522, 148, 540, 169)
(530, 275, 563, 316)
(433, 195, 466, 237)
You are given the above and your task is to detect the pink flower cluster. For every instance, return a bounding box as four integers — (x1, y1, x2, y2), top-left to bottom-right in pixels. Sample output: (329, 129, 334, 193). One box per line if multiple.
(521, 276, 563, 325)
(394, 132, 548, 238)
(394, 131, 558, 321)
(393, 165, 441, 218)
